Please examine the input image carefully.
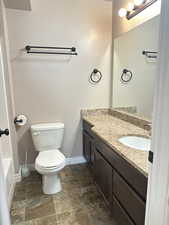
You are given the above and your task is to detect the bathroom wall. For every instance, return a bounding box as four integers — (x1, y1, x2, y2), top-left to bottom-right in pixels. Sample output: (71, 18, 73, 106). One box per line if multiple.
(6, 0, 112, 165)
(113, 16, 160, 119)
(112, 0, 161, 38)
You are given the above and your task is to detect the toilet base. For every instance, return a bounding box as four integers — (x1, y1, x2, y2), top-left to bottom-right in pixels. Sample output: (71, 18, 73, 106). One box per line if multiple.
(42, 173, 62, 195)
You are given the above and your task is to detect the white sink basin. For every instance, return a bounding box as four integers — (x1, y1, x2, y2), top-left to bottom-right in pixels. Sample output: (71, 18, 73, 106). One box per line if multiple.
(118, 136, 151, 151)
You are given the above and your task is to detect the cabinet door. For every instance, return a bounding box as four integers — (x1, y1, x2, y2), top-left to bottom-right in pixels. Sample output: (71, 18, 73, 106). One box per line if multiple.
(112, 197, 135, 225)
(83, 131, 91, 163)
(90, 142, 95, 167)
(113, 171, 145, 225)
(94, 148, 112, 202)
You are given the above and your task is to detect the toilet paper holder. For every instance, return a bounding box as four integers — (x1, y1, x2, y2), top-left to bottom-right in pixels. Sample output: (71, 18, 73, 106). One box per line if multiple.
(14, 117, 23, 124)
(14, 115, 28, 126)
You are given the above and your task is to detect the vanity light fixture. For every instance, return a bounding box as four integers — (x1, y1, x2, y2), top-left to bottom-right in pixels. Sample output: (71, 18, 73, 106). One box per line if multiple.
(118, 0, 158, 20)
(118, 8, 128, 18)
(133, 0, 145, 6)
(127, 2, 135, 11)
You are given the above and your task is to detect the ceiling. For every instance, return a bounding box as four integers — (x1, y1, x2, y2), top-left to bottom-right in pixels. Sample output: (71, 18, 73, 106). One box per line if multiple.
(4, 0, 31, 10)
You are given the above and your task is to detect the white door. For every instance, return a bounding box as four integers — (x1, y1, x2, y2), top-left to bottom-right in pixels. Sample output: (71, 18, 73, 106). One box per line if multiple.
(145, 0, 169, 224)
(0, 42, 11, 224)
(0, 144, 11, 225)
(0, 39, 12, 159)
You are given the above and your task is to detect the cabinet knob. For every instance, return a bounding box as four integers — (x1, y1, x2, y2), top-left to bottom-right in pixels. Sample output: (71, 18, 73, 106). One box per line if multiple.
(0, 129, 9, 137)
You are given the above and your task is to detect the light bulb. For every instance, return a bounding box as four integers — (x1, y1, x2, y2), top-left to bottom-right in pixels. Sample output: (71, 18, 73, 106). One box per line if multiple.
(133, 0, 144, 6)
(118, 8, 127, 18)
(128, 2, 135, 11)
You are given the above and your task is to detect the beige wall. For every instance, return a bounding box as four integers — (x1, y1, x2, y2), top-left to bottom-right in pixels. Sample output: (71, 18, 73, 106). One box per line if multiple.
(113, 0, 161, 38)
(6, 0, 112, 165)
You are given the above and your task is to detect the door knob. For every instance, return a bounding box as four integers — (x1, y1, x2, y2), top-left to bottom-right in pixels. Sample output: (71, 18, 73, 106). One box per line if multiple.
(0, 129, 9, 137)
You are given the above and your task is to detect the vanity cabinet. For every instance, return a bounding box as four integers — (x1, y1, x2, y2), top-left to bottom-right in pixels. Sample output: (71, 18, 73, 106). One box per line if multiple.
(112, 197, 135, 225)
(82, 121, 93, 160)
(83, 131, 92, 164)
(94, 149, 112, 202)
(82, 120, 148, 225)
(83, 122, 95, 170)
(113, 171, 146, 225)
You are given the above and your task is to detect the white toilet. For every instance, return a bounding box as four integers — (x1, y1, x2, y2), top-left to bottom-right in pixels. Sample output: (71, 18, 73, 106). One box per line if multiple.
(31, 123, 66, 195)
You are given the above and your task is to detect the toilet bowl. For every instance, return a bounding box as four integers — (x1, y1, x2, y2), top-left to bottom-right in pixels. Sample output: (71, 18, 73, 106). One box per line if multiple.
(31, 123, 65, 195)
(35, 149, 66, 194)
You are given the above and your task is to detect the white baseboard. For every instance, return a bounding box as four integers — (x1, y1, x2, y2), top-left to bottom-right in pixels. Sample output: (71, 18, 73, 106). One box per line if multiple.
(8, 164, 19, 207)
(66, 156, 86, 165)
(8, 181, 15, 208)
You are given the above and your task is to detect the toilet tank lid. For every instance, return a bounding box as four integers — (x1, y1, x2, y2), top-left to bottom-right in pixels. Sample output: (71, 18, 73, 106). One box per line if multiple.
(31, 123, 64, 131)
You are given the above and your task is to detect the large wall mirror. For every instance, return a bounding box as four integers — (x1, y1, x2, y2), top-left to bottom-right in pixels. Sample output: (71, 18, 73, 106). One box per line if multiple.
(112, 15, 160, 120)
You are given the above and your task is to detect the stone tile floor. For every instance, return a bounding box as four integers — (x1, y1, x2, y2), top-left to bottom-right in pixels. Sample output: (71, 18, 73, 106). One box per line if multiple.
(11, 164, 115, 225)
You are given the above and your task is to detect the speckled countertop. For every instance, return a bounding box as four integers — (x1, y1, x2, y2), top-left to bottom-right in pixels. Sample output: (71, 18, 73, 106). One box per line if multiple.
(81, 109, 149, 177)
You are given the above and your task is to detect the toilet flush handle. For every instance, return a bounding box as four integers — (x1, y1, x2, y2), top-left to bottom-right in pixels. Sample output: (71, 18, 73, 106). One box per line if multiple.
(32, 132, 40, 136)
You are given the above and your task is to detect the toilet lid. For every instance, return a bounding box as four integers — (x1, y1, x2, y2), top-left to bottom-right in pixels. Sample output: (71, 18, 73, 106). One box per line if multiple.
(36, 150, 65, 169)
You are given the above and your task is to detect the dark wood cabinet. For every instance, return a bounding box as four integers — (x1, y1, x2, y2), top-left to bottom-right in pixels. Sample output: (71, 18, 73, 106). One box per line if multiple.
(83, 130, 95, 171)
(82, 121, 95, 171)
(113, 171, 146, 225)
(94, 136, 147, 201)
(83, 131, 92, 163)
(112, 197, 135, 225)
(94, 148, 112, 202)
(82, 120, 148, 225)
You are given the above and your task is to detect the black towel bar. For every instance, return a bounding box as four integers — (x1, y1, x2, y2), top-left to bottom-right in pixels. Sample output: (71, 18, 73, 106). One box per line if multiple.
(25, 45, 78, 55)
(142, 50, 158, 59)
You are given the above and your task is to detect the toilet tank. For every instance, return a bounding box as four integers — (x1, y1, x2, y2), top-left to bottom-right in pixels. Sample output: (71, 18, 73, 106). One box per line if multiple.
(31, 123, 64, 152)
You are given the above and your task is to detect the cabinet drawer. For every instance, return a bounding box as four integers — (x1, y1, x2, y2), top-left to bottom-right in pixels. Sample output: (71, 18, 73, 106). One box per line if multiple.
(112, 197, 135, 225)
(113, 171, 146, 225)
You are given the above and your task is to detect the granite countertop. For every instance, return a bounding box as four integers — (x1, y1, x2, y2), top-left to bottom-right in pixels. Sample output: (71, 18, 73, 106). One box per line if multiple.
(81, 109, 149, 177)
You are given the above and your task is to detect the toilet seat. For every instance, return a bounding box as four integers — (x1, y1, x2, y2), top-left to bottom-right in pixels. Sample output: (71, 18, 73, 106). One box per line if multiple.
(35, 149, 66, 171)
